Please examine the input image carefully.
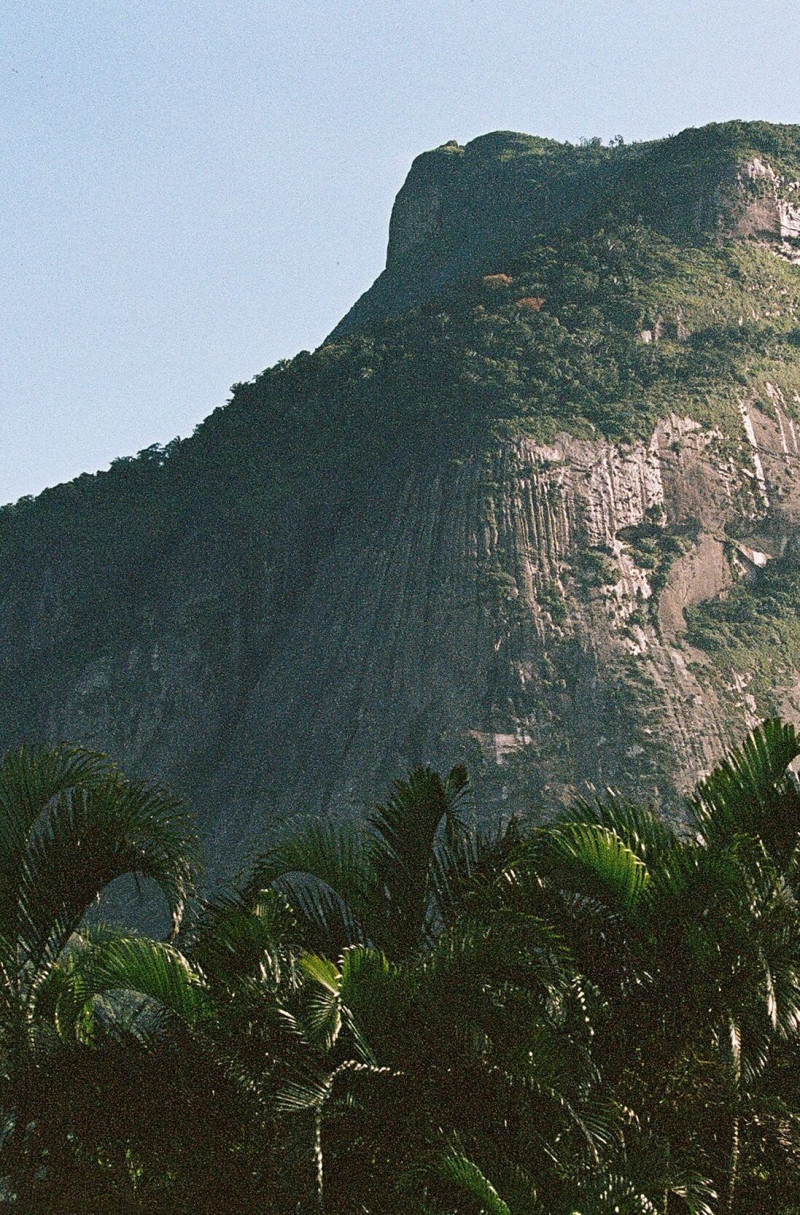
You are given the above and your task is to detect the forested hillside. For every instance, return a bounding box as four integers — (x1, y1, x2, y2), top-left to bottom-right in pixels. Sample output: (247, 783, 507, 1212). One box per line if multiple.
(4, 121, 800, 878)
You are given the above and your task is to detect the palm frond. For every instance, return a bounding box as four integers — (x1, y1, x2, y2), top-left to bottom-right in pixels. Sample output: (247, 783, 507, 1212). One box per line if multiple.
(35, 931, 207, 1045)
(412, 1150, 512, 1215)
(0, 745, 117, 936)
(690, 719, 800, 858)
(17, 776, 197, 965)
(298, 953, 343, 1051)
(432, 817, 522, 929)
(337, 945, 413, 1063)
(561, 793, 680, 869)
(666, 1172, 717, 1215)
(190, 887, 297, 988)
(368, 765, 469, 956)
(369, 765, 469, 869)
(299, 952, 341, 994)
(540, 821, 651, 916)
(242, 819, 375, 950)
(569, 1167, 660, 1214)
(420, 911, 574, 1009)
(274, 1065, 332, 1113)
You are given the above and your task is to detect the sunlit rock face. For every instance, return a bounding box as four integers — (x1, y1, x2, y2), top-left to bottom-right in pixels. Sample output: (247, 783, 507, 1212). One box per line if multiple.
(734, 158, 800, 241)
(5, 120, 800, 886)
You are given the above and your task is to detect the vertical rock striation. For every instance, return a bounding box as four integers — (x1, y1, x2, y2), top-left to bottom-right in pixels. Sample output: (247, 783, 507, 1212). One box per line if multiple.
(5, 120, 800, 882)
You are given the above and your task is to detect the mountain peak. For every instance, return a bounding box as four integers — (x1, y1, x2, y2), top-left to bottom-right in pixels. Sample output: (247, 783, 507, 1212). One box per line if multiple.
(6, 118, 800, 891)
(332, 120, 800, 338)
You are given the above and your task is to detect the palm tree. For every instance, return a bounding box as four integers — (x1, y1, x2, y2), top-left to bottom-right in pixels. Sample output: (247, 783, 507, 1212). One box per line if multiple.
(0, 742, 205, 1194)
(688, 718, 800, 866)
(683, 720, 800, 1212)
(242, 764, 501, 959)
(208, 763, 601, 1212)
(269, 886, 623, 1213)
(502, 722, 800, 1214)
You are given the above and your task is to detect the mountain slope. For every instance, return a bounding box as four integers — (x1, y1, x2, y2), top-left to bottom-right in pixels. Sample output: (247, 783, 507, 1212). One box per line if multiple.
(5, 120, 800, 881)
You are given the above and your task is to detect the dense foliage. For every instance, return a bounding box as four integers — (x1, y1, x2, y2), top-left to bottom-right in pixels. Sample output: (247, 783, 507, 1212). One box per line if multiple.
(5, 723, 800, 1212)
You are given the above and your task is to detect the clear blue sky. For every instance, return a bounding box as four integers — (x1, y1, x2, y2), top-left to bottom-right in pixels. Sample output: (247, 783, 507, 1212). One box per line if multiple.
(3, 1, 800, 505)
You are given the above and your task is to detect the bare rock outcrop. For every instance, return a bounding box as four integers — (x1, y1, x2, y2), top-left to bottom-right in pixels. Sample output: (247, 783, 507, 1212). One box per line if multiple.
(28, 403, 783, 881)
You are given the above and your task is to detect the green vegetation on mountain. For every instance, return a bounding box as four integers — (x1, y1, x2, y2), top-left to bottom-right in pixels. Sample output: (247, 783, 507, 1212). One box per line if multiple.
(5, 120, 800, 884)
(685, 542, 800, 714)
(4, 227, 800, 664)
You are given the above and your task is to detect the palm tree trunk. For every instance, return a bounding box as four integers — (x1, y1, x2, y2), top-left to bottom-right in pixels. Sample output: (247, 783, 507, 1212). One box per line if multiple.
(314, 1104, 324, 1214)
(727, 1017, 742, 1215)
(727, 1109, 740, 1215)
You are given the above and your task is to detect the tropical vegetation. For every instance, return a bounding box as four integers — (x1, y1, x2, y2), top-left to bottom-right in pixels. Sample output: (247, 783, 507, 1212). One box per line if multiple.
(3, 724, 800, 1211)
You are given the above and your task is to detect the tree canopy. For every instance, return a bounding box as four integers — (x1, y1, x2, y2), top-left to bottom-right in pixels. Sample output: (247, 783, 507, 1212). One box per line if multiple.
(2, 725, 800, 1211)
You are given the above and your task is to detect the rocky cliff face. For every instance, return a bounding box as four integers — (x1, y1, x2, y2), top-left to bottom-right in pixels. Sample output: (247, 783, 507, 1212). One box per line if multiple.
(5, 121, 800, 885)
(334, 124, 800, 335)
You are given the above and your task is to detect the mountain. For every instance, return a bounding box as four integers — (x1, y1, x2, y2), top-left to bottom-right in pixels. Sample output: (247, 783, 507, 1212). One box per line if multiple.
(5, 120, 800, 882)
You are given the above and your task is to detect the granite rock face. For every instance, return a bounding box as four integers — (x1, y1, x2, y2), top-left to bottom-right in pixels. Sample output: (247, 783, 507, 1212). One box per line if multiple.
(334, 127, 800, 337)
(15, 397, 798, 884)
(5, 122, 800, 886)
(735, 158, 800, 241)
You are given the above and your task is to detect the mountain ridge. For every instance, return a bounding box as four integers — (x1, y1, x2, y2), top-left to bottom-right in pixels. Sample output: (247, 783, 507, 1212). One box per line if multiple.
(332, 120, 800, 337)
(5, 119, 800, 885)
